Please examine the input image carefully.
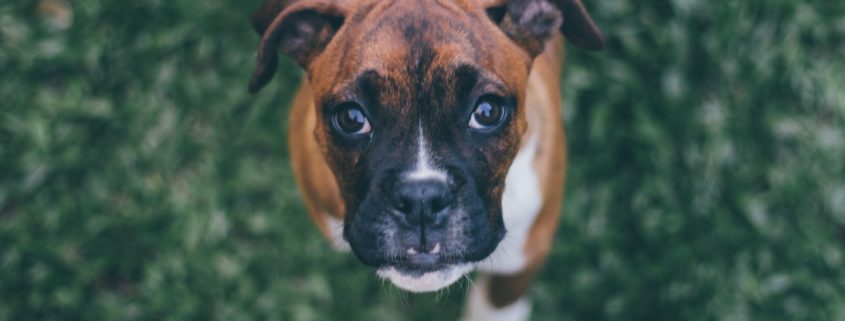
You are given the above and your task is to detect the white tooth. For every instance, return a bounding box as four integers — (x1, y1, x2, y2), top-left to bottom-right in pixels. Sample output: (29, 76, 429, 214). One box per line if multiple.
(407, 247, 418, 255)
(430, 243, 441, 254)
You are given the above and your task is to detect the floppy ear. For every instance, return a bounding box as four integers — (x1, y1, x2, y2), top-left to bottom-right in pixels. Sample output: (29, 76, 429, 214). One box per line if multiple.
(250, 0, 296, 35)
(483, 0, 604, 56)
(249, 0, 346, 93)
(554, 0, 605, 50)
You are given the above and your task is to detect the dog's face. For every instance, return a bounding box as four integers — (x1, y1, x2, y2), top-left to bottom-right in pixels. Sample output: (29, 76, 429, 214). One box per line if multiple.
(250, 0, 603, 292)
(306, 1, 539, 289)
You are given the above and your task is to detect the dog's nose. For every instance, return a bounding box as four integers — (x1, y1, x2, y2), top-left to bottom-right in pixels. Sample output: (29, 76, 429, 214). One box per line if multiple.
(390, 180, 451, 224)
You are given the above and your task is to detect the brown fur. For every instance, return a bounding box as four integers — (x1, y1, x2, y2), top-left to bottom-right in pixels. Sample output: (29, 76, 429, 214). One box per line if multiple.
(299, 0, 536, 228)
(290, 32, 564, 310)
(251, 0, 603, 310)
(489, 33, 567, 307)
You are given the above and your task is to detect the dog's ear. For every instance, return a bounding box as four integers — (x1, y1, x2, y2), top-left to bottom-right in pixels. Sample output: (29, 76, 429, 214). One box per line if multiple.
(554, 0, 605, 50)
(249, 0, 347, 93)
(483, 0, 604, 56)
(250, 0, 297, 36)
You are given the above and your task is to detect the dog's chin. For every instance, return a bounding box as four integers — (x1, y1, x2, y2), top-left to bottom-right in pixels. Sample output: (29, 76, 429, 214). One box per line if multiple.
(376, 264, 475, 293)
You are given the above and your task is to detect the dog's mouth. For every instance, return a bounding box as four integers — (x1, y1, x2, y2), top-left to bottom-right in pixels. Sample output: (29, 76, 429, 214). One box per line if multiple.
(386, 244, 459, 271)
(375, 246, 475, 293)
(343, 185, 503, 294)
(376, 263, 474, 293)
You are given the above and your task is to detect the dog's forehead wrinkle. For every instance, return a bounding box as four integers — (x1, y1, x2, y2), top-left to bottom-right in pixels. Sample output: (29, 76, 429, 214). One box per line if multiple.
(353, 1, 480, 58)
(343, 57, 480, 118)
(340, 17, 492, 103)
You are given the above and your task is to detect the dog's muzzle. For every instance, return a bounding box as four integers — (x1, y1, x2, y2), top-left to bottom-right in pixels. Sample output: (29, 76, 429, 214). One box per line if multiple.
(343, 169, 504, 292)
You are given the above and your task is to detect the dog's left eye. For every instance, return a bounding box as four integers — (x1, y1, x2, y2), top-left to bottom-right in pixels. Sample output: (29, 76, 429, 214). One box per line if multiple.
(332, 103, 372, 135)
(469, 96, 508, 130)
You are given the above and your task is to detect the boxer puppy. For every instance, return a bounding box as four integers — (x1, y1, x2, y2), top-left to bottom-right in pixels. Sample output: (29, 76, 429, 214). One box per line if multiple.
(248, 0, 603, 319)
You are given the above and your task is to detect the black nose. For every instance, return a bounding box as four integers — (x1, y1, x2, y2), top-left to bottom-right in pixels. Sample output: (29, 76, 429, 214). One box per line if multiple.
(390, 180, 452, 225)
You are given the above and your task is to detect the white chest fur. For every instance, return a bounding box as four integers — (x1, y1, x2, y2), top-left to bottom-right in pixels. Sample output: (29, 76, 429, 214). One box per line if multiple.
(475, 132, 543, 274)
(324, 214, 351, 252)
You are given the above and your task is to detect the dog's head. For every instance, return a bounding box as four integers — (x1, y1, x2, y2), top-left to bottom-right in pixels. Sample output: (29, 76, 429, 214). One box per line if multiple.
(250, 0, 602, 292)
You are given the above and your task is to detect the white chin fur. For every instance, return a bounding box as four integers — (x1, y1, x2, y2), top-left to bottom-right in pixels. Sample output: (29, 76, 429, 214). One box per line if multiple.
(377, 264, 474, 293)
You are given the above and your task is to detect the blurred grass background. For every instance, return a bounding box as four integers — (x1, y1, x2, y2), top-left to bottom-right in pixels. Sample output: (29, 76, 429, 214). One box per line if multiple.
(2, 0, 844, 320)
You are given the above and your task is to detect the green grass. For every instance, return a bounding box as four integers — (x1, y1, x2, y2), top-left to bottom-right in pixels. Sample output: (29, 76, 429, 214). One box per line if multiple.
(2, 0, 844, 320)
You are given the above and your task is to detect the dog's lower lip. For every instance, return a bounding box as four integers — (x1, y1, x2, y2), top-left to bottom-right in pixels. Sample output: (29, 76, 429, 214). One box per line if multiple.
(377, 263, 475, 293)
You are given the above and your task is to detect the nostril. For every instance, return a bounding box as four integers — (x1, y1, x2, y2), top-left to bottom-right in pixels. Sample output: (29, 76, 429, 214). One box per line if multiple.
(392, 196, 412, 214)
(390, 180, 452, 218)
(398, 198, 411, 213)
(431, 194, 450, 214)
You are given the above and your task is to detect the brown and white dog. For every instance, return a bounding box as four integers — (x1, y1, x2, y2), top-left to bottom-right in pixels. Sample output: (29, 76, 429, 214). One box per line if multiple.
(248, 0, 603, 319)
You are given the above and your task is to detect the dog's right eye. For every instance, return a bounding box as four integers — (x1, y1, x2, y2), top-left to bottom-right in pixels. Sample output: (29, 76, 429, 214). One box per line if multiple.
(332, 103, 372, 136)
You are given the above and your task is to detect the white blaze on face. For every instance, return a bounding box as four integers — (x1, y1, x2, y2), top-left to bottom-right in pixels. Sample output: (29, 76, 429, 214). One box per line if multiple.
(405, 122, 448, 182)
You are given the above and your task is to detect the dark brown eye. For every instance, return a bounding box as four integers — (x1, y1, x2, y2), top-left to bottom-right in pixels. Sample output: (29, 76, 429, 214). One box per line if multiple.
(332, 103, 372, 135)
(469, 97, 507, 130)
